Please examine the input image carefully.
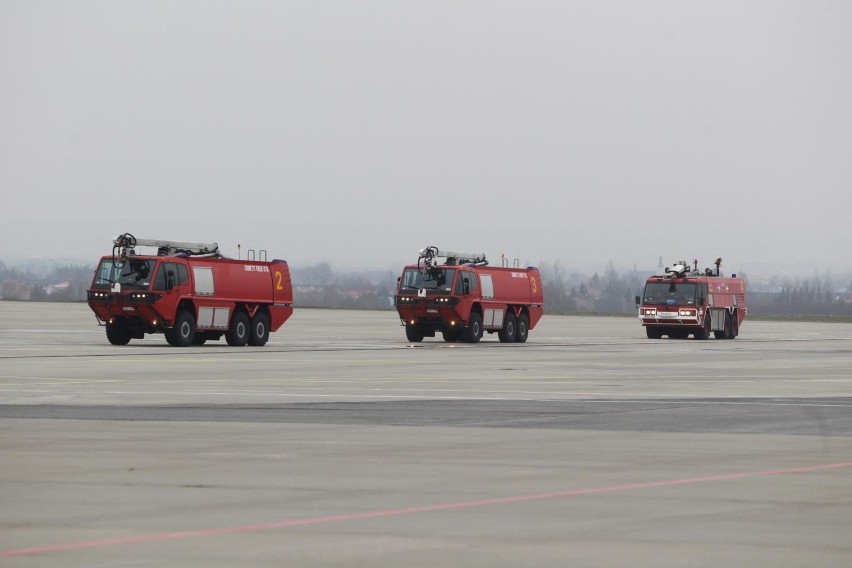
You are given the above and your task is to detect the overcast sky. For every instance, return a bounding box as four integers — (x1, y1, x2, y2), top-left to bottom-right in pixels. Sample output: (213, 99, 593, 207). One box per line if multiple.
(1, 1, 850, 274)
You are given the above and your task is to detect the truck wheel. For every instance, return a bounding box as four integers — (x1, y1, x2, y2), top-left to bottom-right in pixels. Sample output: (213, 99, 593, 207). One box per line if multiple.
(463, 313, 483, 343)
(715, 314, 732, 339)
(248, 312, 270, 346)
(724, 313, 735, 339)
(442, 327, 460, 342)
(645, 327, 663, 339)
(498, 312, 517, 343)
(405, 323, 424, 342)
(105, 321, 131, 345)
(731, 313, 739, 338)
(226, 312, 249, 346)
(515, 313, 529, 343)
(694, 317, 711, 340)
(192, 334, 207, 346)
(172, 310, 196, 347)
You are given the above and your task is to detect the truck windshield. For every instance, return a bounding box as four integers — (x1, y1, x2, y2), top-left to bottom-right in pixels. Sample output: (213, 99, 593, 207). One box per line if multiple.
(91, 258, 156, 290)
(643, 281, 698, 306)
(399, 268, 456, 294)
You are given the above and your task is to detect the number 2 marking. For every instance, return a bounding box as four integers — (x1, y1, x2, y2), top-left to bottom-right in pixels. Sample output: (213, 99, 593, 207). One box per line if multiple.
(275, 271, 284, 291)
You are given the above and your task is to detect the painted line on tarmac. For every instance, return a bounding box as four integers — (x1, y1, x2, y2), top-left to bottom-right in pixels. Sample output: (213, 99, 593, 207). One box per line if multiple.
(3, 459, 852, 558)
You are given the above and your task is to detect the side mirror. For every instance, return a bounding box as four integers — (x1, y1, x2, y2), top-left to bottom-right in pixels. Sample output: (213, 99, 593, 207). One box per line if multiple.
(634, 295, 641, 307)
(462, 281, 470, 295)
(166, 272, 175, 291)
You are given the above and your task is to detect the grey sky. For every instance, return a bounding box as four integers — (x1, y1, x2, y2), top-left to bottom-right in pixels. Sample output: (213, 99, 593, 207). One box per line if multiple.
(1, 1, 850, 274)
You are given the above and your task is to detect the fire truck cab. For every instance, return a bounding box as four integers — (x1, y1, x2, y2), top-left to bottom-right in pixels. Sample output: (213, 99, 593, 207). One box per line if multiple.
(636, 258, 746, 339)
(87, 233, 293, 346)
(394, 246, 544, 343)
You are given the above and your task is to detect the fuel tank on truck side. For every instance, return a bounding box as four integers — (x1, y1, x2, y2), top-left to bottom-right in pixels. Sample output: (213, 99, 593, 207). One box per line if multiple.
(185, 257, 294, 332)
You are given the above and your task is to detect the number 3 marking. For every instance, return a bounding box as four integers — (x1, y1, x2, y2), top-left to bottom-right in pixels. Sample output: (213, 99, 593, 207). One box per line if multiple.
(530, 276, 537, 293)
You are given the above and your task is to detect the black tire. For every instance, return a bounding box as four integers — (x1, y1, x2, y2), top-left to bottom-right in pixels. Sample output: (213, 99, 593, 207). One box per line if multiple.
(171, 310, 196, 347)
(670, 329, 689, 340)
(248, 312, 270, 346)
(105, 321, 131, 345)
(515, 313, 529, 343)
(731, 313, 739, 339)
(442, 327, 460, 342)
(191, 334, 207, 346)
(498, 312, 517, 343)
(645, 327, 663, 339)
(463, 312, 483, 343)
(694, 316, 711, 340)
(405, 323, 424, 342)
(715, 313, 732, 339)
(226, 311, 249, 346)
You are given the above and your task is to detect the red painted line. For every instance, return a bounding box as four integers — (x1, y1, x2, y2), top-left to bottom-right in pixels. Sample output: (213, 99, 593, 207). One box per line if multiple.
(3, 459, 852, 558)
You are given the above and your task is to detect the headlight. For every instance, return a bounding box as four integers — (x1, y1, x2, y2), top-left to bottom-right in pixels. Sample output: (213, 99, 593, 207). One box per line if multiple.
(643, 308, 656, 316)
(679, 309, 696, 317)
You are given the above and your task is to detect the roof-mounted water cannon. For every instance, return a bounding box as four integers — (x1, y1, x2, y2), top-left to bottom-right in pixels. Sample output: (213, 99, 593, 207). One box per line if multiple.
(663, 260, 689, 278)
(417, 246, 487, 274)
(111, 232, 220, 268)
(700, 257, 724, 277)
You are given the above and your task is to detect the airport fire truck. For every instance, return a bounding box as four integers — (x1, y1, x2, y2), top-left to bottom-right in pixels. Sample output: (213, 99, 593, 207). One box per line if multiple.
(636, 258, 746, 339)
(87, 233, 293, 346)
(394, 246, 544, 343)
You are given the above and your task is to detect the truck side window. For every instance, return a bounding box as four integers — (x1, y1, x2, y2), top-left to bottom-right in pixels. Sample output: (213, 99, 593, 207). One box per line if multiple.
(455, 271, 479, 295)
(455, 271, 474, 295)
(176, 264, 189, 285)
(153, 262, 178, 291)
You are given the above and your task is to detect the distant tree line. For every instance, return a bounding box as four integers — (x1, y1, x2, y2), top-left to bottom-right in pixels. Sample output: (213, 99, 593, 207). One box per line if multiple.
(291, 262, 395, 310)
(2, 259, 852, 317)
(748, 278, 852, 317)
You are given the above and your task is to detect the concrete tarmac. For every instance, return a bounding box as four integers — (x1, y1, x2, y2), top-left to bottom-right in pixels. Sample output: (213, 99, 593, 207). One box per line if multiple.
(1, 302, 852, 567)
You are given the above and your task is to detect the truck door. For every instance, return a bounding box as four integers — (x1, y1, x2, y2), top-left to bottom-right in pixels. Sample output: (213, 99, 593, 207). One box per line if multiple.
(152, 261, 190, 318)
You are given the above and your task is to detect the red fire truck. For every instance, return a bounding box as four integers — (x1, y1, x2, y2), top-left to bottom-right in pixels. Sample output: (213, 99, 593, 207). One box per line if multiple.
(87, 233, 293, 346)
(394, 246, 544, 343)
(636, 258, 746, 339)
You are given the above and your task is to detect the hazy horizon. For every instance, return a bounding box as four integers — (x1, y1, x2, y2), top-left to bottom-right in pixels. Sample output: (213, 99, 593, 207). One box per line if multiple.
(2, 1, 850, 275)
